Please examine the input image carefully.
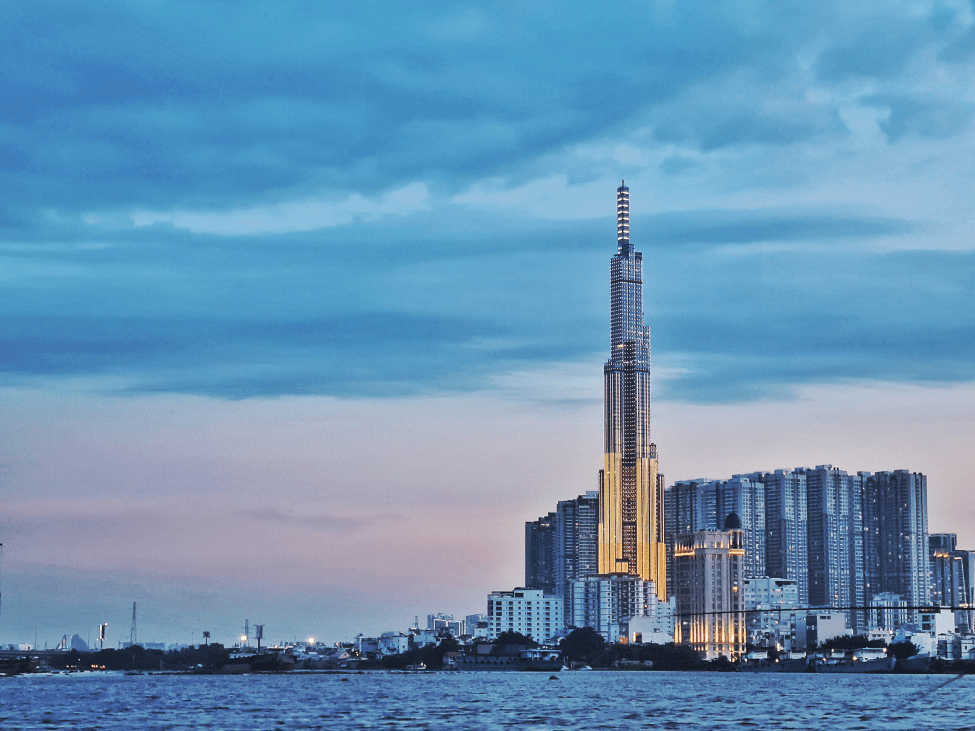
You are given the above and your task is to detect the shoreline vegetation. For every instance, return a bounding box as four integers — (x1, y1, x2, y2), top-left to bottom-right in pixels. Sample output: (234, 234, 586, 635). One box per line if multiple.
(4, 638, 972, 676)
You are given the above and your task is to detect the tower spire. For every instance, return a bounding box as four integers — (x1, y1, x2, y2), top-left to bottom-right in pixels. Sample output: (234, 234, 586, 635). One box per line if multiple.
(617, 180, 630, 254)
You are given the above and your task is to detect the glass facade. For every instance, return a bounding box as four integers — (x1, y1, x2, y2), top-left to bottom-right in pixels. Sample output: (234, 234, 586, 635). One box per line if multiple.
(599, 182, 666, 598)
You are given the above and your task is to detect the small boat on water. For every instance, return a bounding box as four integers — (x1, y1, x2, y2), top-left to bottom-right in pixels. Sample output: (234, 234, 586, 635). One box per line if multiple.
(217, 649, 296, 674)
(455, 648, 562, 672)
(739, 653, 809, 673)
(0, 657, 34, 676)
(812, 648, 895, 674)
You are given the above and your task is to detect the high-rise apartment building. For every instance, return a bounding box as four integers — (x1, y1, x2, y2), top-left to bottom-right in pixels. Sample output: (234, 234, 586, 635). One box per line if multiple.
(665, 476, 766, 595)
(486, 588, 563, 643)
(760, 469, 809, 604)
(864, 470, 930, 618)
(554, 490, 600, 623)
(599, 182, 666, 599)
(665, 465, 931, 634)
(929, 533, 974, 633)
(524, 512, 556, 596)
(804, 466, 865, 631)
(526, 491, 600, 625)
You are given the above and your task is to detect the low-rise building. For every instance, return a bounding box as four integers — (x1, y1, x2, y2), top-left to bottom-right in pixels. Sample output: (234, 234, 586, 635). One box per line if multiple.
(743, 577, 800, 649)
(795, 611, 850, 652)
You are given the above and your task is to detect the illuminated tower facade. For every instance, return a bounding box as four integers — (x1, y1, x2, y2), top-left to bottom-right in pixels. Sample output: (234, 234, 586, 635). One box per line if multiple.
(598, 181, 667, 600)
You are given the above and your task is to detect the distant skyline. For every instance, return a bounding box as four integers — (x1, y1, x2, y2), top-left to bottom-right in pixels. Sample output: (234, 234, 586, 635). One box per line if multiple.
(1, 1, 974, 647)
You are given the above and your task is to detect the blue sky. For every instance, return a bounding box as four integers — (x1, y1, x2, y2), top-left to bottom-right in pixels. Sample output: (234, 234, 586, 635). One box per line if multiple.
(1, 1, 973, 646)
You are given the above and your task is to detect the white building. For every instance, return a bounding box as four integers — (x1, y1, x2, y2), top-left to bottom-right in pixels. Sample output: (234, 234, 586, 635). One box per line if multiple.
(378, 632, 411, 656)
(463, 614, 490, 639)
(795, 612, 850, 652)
(743, 577, 800, 649)
(487, 588, 563, 643)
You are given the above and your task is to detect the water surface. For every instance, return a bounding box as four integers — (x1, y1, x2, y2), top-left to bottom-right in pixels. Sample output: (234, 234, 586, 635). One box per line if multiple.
(2, 671, 972, 730)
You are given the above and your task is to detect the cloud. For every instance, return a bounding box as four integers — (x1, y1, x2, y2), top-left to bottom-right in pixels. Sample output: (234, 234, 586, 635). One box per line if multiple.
(130, 182, 430, 235)
(0, 0, 972, 408)
(3, 0, 966, 219)
(1, 207, 969, 403)
(862, 93, 974, 141)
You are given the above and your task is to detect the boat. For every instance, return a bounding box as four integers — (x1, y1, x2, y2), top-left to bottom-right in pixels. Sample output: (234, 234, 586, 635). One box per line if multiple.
(219, 649, 296, 674)
(0, 657, 33, 676)
(455, 648, 563, 672)
(739, 654, 810, 673)
(812, 649, 895, 674)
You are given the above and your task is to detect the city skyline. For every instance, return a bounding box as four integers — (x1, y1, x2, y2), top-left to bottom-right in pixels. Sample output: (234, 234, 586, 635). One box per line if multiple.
(1, 1, 974, 647)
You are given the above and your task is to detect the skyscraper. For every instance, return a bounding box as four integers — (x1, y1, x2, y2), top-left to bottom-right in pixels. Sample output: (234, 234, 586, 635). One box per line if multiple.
(525, 490, 600, 627)
(761, 469, 809, 604)
(525, 512, 556, 596)
(864, 470, 930, 617)
(804, 465, 865, 631)
(598, 182, 666, 599)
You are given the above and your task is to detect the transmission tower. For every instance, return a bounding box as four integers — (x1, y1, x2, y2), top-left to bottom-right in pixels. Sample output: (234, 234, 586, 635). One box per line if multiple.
(130, 602, 137, 646)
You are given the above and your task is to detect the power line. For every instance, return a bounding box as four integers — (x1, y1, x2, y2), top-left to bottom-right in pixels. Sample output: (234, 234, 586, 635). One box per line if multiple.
(674, 604, 971, 619)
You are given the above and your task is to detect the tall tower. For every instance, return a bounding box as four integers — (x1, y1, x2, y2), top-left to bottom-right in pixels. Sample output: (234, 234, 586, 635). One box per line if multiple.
(598, 181, 666, 599)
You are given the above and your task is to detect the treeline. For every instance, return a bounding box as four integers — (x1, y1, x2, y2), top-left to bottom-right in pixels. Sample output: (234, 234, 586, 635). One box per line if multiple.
(48, 644, 230, 671)
(560, 627, 716, 670)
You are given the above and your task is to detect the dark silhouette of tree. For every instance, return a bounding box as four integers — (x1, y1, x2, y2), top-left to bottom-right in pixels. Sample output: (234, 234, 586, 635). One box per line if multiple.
(491, 631, 538, 653)
(819, 635, 885, 652)
(887, 641, 920, 660)
(560, 627, 605, 664)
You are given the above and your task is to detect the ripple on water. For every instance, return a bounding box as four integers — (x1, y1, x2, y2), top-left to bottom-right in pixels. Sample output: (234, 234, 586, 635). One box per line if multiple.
(2, 672, 973, 731)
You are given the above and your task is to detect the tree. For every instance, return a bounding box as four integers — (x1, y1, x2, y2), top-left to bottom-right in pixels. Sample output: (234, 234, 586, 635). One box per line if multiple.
(819, 635, 885, 652)
(560, 627, 605, 664)
(491, 631, 537, 653)
(887, 641, 920, 660)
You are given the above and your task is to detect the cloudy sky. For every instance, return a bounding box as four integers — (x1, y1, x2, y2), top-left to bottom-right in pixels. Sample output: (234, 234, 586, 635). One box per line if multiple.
(1, 1, 973, 647)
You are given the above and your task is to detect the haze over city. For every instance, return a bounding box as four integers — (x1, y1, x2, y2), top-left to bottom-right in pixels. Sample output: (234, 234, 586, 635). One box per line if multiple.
(1, 1, 973, 648)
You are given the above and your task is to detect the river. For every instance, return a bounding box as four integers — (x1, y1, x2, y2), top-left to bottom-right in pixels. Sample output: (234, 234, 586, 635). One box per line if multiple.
(1, 670, 971, 730)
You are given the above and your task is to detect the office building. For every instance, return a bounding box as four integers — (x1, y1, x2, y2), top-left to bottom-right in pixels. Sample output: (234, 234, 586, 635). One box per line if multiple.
(599, 181, 666, 599)
(673, 514, 747, 660)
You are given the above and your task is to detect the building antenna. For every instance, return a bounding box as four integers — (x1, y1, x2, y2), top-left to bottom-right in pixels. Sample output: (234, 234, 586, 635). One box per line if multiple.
(130, 602, 138, 646)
